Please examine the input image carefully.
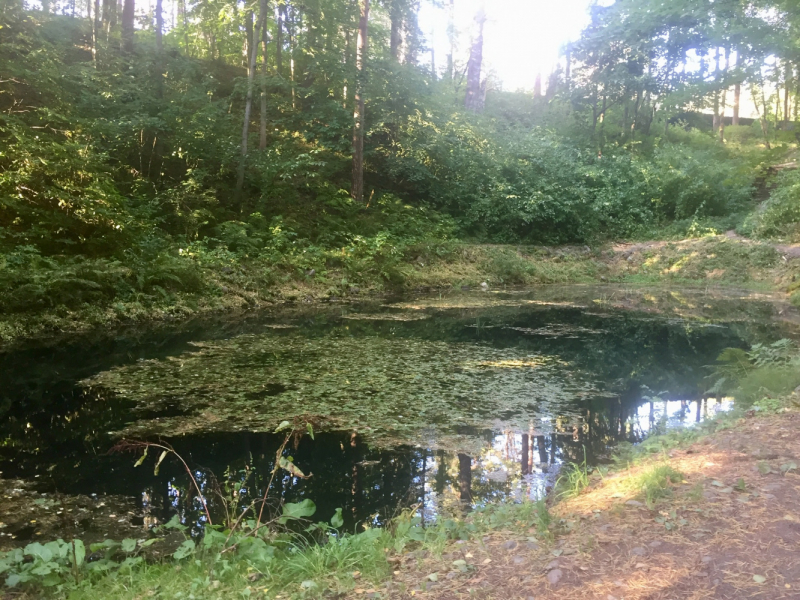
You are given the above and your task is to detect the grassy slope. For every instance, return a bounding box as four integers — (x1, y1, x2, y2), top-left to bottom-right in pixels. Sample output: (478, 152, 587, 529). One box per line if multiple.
(1, 235, 798, 350)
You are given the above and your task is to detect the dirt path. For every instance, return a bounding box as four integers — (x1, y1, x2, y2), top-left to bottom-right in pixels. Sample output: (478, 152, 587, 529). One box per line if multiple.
(380, 409, 800, 600)
(611, 232, 800, 259)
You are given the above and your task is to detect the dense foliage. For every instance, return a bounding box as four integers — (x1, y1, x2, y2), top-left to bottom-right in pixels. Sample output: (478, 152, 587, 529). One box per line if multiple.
(1, 0, 799, 317)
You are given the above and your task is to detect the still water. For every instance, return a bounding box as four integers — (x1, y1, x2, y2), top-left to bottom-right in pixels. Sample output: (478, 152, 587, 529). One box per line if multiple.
(0, 285, 795, 547)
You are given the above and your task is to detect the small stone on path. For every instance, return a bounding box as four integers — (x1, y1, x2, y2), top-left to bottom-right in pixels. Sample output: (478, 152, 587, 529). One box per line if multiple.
(648, 541, 662, 548)
(502, 540, 518, 550)
(546, 569, 563, 585)
(512, 555, 526, 565)
(625, 500, 644, 507)
(631, 546, 646, 556)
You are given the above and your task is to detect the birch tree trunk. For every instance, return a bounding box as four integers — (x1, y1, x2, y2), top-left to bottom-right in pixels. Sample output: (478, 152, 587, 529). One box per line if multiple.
(351, 0, 369, 202)
(464, 8, 486, 113)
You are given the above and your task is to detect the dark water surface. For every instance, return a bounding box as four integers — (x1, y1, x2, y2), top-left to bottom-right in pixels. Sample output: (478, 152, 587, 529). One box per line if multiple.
(0, 285, 797, 546)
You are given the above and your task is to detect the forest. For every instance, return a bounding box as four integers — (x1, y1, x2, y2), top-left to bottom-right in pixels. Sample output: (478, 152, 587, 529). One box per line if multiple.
(2, 0, 800, 338)
(5, 1, 800, 598)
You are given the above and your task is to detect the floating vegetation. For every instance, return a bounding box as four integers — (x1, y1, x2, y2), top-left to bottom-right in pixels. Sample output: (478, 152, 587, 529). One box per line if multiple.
(505, 324, 608, 338)
(83, 334, 601, 450)
(340, 312, 430, 321)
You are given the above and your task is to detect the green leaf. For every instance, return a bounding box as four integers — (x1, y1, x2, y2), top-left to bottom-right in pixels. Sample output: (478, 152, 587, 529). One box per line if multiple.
(282, 499, 316, 520)
(278, 456, 308, 478)
(72, 540, 86, 567)
(330, 508, 344, 528)
(306, 422, 315, 440)
(121, 539, 137, 553)
(163, 515, 188, 531)
(154, 450, 168, 476)
(24, 542, 53, 563)
(134, 447, 148, 468)
(172, 539, 196, 560)
(274, 420, 292, 433)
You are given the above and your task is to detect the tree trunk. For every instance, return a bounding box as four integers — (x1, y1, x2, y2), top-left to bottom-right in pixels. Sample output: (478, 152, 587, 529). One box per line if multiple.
(259, 0, 269, 151)
(351, 0, 369, 202)
(92, 0, 100, 65)
(732, 50, 741, 126)
(275, 2, 283, 76)
(752, 84, 771, 150)
(464, 9, 486, 113)
(179, 0, 188, 52)
(795, 67, 800, 122)
(533, 73, 542, 97)
(245, 10, 254, 69)
(286, 2, 295, 109)
(430, 40, 435, 81)
(389, 0, 402, 61)
(712, 47, 720, 134)
(521, 434, 529, 475)
(565, 43, 572, 89)
(121, 0, 134, 52)
(403, 0, 420, 65)
(785, 62, 792, 130)
(236, 9, 266, 195)
(102, 0, 115, 39)
(343, 25, 351, 107)
(446, 0, 454, 81)
(155, 0, 162, 52)
(458, 454, 472, 504)
(718, 47, 729, 143)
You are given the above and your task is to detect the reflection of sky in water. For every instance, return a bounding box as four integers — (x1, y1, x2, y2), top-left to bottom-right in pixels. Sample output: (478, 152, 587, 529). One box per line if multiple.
(418, 431, 563, 523)
(414, 398, 733, 521)
(632, 398, 734, 437)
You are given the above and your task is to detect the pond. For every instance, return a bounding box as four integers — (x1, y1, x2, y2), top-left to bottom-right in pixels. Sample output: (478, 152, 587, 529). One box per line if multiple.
(0, 285, 797, 548)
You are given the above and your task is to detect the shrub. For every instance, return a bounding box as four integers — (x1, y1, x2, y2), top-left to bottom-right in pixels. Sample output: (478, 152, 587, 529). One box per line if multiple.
(748, 169, 800, 240)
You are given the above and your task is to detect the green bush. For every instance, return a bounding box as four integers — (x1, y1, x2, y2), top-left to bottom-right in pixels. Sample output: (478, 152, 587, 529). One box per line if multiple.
(748, 169, 800, 240)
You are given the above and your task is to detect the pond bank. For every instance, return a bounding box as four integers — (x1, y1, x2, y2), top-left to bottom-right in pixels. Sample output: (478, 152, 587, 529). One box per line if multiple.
(386, 403, 800, 600)
(4, 394, 798, 599)
(1, 235, 798, 352)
